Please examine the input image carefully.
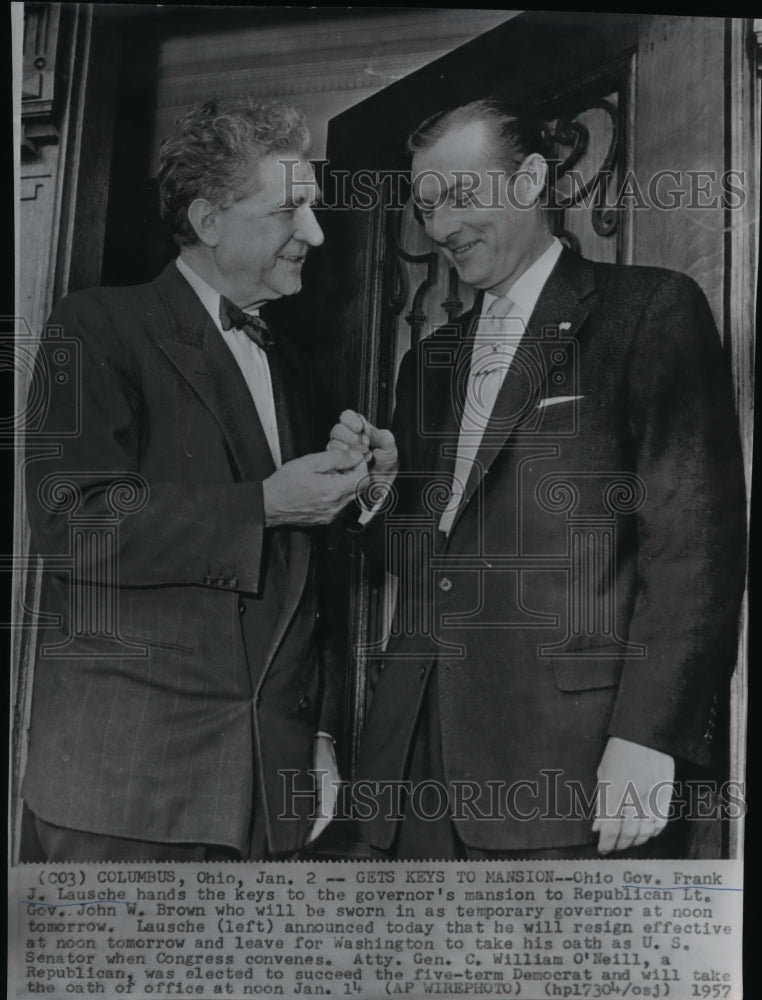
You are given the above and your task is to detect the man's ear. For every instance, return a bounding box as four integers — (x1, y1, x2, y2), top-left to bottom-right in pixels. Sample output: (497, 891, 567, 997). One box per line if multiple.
(513, 152, 548, 208)
(187, 198, 221, 248)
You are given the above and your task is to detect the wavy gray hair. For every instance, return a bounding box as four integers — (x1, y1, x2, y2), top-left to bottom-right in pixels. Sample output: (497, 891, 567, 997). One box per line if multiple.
(158, 97, 311, 246)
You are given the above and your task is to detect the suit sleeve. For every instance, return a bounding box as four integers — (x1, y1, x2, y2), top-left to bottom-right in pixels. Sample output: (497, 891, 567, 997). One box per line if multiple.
(26, 291, 266, 594)
(606, 272, 747, 765)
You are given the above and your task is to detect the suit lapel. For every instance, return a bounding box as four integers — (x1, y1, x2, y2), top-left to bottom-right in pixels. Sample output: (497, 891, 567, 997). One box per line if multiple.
(446, 249, 595, 538)
(255, 327, 312, 673)
(152, 262, 277, 483)
(151, 262, 313, 676)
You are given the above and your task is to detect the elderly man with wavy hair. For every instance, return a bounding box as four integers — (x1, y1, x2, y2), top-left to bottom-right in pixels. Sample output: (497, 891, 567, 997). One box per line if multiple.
(21, 97, 364, 862)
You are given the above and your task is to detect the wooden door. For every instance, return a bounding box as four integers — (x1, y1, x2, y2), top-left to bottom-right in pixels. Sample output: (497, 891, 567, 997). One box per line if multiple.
(319, 12, 757, 856)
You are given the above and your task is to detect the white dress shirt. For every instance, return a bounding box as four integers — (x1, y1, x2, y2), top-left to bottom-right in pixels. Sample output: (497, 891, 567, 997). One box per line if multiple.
(175, 257, 282, 467)
(438, 238, 563, 534)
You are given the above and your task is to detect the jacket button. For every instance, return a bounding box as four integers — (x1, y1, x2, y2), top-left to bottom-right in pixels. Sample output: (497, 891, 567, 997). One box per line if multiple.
(419, 666, 426, 679)
(438, 576, 453, 592)
(215, 577, 225, 586)
(238, 602, 245, 615)
(203, 575, 213, 585)
(228, 576, 238, 588)
(297, 695, 311, 711)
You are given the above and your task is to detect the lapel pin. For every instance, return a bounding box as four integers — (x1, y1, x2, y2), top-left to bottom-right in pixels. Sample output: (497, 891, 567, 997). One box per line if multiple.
(559, 322, 572, 331)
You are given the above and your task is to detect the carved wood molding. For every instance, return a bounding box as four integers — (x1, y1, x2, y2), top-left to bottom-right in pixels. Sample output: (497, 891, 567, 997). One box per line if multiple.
(21, 3, 69, 158)
(20, 174, 50, 201)
(726, 16, 759, 859)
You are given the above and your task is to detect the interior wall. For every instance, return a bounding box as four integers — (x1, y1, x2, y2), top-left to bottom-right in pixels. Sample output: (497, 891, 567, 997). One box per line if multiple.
(149, 9, 520, 165)
(99, 6, 518, 290)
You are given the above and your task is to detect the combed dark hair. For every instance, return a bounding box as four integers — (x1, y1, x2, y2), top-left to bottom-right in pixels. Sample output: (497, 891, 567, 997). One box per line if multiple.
(158, 97, 311, 246)
(407, 98, 551, 175)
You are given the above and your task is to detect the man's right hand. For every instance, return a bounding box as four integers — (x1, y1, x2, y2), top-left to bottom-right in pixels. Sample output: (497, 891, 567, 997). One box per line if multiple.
(328, 410, 398, 476)
(263, 450, 367, 526)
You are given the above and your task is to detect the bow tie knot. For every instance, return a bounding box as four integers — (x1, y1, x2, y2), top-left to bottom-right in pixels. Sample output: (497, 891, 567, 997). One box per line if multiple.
(219, 296, 274, 351)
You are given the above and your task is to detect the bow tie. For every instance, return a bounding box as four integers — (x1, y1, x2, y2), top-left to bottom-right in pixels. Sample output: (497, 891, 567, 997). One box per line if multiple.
(219, 295, 274, 351)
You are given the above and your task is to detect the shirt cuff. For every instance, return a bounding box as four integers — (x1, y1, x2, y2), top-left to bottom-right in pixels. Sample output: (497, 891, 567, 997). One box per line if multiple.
(357, 501, 381, 526)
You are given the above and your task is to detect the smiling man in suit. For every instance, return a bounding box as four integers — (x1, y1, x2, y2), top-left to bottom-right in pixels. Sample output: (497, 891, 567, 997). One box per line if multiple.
(22, 97, 366, 862)
(331, 99, 747, 859)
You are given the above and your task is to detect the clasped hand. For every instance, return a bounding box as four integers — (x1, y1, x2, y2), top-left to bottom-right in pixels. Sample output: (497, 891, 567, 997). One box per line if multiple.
(263, 449, 367, 526)
(327, 410, 398, 475)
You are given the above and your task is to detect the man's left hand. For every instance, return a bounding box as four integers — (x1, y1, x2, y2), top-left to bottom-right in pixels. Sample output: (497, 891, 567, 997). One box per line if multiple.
(306, 734, 341, 844)
(328, 410, 398, 476)
(593, 736, 675, 854)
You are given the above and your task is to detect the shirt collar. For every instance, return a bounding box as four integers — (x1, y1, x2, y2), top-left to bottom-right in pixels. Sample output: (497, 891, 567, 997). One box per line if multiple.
(481, 237, 563, 318)
(175, 257, 260, 331)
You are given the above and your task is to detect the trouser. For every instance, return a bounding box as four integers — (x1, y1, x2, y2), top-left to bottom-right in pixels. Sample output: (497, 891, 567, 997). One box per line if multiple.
(19, 802, 270, 863)
(369, 668, 705, 861)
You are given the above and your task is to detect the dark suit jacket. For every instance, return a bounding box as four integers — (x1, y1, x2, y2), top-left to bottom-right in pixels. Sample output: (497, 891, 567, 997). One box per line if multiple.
(23, 261, 341, 855)
(356, 248, 747, 851)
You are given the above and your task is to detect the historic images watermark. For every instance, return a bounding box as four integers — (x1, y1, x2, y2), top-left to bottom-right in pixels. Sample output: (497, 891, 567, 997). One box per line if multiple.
(282, 160, 748, 214)
(278, 771, 747, 824)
